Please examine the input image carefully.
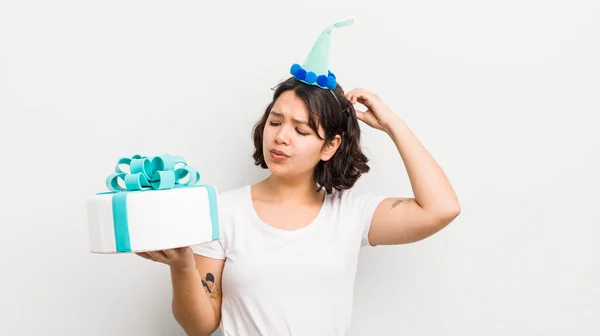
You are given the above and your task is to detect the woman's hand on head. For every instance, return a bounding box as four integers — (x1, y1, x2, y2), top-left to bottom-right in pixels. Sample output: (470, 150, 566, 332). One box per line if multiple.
(136, 247, 196, 271)
(345, 88, 399, 132)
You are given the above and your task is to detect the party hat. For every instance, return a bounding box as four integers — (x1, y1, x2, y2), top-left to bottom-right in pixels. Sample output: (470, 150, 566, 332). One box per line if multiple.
(290, 16, 355, 90)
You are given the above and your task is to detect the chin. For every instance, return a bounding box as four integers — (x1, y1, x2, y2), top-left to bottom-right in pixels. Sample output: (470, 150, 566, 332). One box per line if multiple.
(266, 163, 290, 176)
(268, 165, 313, 182)
(264, 160, 292, 176)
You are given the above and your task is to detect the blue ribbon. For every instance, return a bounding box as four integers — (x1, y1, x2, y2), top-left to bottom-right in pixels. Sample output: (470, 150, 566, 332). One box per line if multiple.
(100, 154, 219, 252)
(105, 154, 200, 192)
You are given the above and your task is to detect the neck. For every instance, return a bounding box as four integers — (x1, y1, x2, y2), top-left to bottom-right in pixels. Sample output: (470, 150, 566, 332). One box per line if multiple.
(261, 173, 321, 203)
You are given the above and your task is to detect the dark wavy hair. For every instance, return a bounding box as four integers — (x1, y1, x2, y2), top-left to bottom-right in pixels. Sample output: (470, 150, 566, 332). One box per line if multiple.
(252, 77, 370, 194)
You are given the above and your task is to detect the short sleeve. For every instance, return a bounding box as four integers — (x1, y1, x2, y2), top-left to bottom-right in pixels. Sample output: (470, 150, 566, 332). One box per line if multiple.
(355, 191, 386, 247)
(190, 238, 226, 259)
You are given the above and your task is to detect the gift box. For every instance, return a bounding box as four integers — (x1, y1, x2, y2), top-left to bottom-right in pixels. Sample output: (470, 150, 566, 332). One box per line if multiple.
(86, 154, 220, 253)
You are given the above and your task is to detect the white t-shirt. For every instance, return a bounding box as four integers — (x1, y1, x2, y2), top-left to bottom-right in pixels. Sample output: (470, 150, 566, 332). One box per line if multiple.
(191, 184, 385, 336)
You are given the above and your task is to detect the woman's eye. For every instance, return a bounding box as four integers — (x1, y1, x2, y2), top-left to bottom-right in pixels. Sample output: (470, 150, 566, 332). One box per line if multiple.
(269, 121, 308, 136)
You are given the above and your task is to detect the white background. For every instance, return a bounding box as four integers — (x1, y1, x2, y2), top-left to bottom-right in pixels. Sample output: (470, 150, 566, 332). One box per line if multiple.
(1, 0, 598, 335)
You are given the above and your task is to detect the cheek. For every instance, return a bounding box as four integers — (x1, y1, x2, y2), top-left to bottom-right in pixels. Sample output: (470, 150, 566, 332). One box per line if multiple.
(262, 126, 273, 144)
(296, 139, 323, 161)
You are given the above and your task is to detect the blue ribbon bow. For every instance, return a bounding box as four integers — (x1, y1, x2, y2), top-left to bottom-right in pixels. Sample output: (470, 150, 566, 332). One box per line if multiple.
(105, 154, 200, 192)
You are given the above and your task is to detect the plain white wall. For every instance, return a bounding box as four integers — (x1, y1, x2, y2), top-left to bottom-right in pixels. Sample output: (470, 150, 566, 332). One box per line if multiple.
(1, 0, 598, 335)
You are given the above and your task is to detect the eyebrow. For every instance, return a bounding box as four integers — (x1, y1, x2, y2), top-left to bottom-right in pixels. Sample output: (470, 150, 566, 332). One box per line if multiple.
(269, 111, 310, 126)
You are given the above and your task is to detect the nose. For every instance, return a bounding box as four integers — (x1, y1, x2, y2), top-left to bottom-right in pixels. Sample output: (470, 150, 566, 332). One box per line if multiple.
(274, 124, 291, 145)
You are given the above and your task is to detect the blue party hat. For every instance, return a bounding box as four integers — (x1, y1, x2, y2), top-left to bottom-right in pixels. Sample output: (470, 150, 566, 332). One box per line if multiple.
(290, 16, 355, 90)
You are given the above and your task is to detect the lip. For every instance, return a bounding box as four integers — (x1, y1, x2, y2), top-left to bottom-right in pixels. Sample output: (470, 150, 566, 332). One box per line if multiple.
(270, 149, 289, 157)
(269, 149, 289, 161)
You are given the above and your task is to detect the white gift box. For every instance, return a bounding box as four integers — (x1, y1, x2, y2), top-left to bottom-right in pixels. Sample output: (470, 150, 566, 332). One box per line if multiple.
(86, 154, 220, 254)
(87, 185, 220, 253)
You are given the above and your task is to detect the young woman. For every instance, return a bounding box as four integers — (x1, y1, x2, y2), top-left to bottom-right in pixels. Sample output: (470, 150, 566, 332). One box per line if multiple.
(137, 77, 460, 335)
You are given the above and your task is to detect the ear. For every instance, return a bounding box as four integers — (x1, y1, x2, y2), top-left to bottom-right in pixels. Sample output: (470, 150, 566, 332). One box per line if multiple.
(320, 135, 342, 161)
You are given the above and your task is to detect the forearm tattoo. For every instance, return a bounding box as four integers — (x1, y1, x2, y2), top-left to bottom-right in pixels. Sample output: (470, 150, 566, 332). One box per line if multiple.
(201, 272, 221, 301)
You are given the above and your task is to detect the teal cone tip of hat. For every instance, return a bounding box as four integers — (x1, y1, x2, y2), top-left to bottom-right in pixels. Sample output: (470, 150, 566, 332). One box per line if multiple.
(290, 16, 355, 90)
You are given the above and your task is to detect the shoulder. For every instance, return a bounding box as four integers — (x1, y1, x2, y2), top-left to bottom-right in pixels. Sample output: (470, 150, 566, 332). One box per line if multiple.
(328, 187, 386, 224)
(213, 184, 252, 228)
(327, 187, 385, 209)
(324, 187, 387, 247)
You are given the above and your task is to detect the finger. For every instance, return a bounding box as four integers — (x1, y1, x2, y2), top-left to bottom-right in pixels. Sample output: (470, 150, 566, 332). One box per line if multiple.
(346, 87, 363, 98)
(354, 109, 367, 122)
(347, 88, 376, 108)
(345, 88, 360, 104)
(344, 88, 356, 99)
(353, 89, 375, 107)
(136, 252, 153, 261)
(356, 96, 372, 109)
(162, 248, 177, 259)
(146, 251, 168, 263)
(350, 89, 367, 105)
(177, 246, 192, 254)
